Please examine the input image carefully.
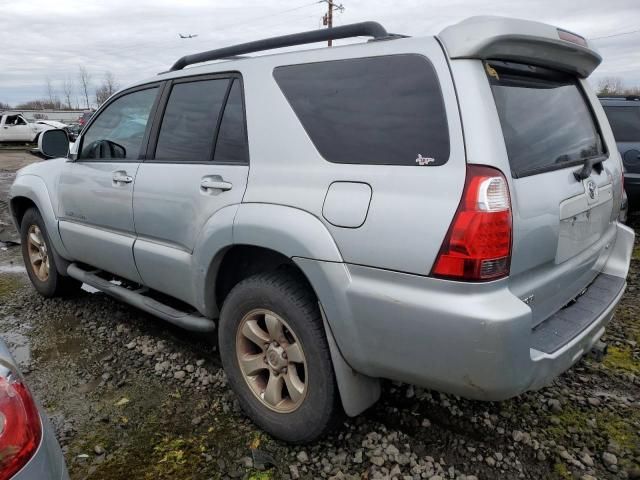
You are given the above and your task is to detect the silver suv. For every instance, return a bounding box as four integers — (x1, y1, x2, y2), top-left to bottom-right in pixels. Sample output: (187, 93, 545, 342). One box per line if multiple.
(9, 17, 634, 443)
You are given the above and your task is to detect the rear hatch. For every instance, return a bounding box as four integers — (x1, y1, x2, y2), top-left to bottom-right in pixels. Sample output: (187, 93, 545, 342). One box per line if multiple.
(488, 61, 618, 326)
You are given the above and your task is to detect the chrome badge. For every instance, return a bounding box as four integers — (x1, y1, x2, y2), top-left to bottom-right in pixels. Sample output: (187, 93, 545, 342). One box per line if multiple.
(586, 180, 598, 200)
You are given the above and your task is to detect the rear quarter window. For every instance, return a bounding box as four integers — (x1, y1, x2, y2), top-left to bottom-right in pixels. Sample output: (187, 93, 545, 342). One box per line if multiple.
(273, 54, 450, 166)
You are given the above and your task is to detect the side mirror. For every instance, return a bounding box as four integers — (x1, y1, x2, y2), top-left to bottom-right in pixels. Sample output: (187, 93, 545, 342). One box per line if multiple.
(38, 129, 70, 158)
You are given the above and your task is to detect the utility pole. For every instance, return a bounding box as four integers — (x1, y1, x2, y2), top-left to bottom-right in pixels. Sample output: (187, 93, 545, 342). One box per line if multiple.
(322, 0, 344, 46)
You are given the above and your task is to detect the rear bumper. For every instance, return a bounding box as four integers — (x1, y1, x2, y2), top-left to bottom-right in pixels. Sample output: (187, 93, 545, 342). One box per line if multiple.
(297, 222, 634, 401)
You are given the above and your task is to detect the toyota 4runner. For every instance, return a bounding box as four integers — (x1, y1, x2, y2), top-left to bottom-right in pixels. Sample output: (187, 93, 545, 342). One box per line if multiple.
(10, 17, 634, 443)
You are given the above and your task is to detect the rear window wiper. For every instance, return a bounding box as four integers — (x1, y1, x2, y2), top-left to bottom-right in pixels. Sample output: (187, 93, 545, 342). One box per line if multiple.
(573, 156, 604, 181)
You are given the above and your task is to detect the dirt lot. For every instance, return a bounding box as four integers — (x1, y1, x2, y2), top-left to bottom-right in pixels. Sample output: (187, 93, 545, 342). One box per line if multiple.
(0, 149, 638, 480)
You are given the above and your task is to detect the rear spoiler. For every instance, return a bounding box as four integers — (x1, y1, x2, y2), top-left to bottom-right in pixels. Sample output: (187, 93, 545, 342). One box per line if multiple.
(438, 16, 602, 78)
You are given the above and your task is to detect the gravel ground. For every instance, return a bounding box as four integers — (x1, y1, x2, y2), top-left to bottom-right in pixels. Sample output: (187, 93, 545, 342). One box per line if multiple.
(0, 149, 638, 480)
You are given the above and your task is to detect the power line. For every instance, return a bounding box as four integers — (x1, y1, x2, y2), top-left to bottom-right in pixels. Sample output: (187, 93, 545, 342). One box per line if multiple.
(590, 29, 640, 41)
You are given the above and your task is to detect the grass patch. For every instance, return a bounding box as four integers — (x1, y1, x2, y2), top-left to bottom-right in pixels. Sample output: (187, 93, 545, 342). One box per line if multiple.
(597, 410, 640, 452)
(603, 346, 640, 375)
(248, 471, 273, 480)
(545, 407, 591, 442)
(0, 275, 21, 299)
(553, 462, 572, 479)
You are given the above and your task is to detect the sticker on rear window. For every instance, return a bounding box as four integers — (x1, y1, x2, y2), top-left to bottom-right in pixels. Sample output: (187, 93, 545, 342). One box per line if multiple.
(416, 154, 435, 166)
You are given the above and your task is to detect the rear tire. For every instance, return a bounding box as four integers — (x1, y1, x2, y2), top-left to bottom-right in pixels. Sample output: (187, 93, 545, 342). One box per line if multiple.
(219, 270, 338, 443)
(20, 208, 80, 297)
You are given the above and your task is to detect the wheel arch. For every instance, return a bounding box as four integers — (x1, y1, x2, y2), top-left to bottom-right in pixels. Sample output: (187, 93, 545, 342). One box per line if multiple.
(9, 175, 71, 260)
(198, 203, 379, 416)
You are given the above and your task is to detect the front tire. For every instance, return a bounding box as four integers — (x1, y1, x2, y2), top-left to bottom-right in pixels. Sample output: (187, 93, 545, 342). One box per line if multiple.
(219, 270, 338, 443)
(20, 208, 80, 297)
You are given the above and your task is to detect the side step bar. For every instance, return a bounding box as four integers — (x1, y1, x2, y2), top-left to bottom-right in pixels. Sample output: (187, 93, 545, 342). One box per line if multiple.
(67, 263, 216, 333)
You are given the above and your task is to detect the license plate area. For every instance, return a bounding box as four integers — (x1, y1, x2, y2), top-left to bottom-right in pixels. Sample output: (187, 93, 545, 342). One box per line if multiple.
(556, 184, 612, 264)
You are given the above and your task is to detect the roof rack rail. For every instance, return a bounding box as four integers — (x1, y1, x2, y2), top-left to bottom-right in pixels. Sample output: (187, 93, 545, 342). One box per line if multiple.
(169, 21, 400, 71)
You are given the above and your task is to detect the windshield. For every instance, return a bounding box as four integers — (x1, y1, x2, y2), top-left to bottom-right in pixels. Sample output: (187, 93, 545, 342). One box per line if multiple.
(488, 62, 604, 178)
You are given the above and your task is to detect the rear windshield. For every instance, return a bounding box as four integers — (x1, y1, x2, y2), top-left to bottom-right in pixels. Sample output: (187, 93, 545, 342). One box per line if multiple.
(488, 62, 604, 178)
(602, 106, 640, 142)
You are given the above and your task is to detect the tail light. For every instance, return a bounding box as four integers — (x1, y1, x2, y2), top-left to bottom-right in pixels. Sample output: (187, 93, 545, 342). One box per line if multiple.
(0, 368, 42, 480)
(431, 165, 512, 281)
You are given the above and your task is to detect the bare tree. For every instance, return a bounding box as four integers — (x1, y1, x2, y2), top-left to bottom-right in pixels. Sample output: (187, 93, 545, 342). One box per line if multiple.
(597, 76, 624, 96)
(0, 101, 10, 110)
(95, 71, 120, 107)
(78, 66, 92, 109)
(62, 78, 74, 109)
(625, 86, 640, 96)
(45, 77, 58, 106)
(15, 99, 62, 109)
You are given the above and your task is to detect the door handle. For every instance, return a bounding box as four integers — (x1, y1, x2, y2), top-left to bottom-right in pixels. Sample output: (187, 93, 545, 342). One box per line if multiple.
(112, 171, 133, 185)
(200, 176, 232, 192)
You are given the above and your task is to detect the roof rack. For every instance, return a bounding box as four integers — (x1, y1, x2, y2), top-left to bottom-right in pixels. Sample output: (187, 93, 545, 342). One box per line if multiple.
(169, 21, 400, 71)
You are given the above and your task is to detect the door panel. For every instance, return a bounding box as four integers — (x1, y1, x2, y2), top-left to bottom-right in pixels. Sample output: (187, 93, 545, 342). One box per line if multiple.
(58, 161, 142, 282)
(132, 75, 250, 299)
(57, 85, 161, 283)
(133, 163, 248, 251)
(2, 122, 32, 141)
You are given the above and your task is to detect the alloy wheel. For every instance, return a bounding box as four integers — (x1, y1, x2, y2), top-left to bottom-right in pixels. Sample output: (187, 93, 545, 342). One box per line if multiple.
(235, 309, 307, 413)
(27, 225, 49, 282)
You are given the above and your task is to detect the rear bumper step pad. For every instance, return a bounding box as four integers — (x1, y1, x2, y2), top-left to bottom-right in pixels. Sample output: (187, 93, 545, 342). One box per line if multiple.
(531, 273, 625, 354)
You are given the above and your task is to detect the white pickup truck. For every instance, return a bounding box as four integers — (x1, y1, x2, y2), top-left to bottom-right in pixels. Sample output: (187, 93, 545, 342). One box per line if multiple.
(0, 113, 59, 143)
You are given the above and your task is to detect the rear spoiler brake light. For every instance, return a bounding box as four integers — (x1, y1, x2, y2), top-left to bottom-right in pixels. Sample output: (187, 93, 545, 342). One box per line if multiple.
(557, 28, 588, 48)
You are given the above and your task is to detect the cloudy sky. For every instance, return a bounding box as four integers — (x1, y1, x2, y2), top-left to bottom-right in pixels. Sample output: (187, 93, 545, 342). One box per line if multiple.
(1, 0, 639, 107)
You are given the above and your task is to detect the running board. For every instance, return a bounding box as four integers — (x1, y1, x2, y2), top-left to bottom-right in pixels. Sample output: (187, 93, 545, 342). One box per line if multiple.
(67, 263, 216, 333)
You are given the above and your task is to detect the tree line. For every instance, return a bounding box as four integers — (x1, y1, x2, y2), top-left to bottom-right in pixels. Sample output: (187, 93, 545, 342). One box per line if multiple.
(596, 77, 640, 96)
(1, 68, 120, 111)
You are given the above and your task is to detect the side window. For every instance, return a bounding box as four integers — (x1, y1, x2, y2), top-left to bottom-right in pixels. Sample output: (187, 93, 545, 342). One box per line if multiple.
(6, 115, 25, 126)
(273, 54, 450, 166)
(79, 87, 158, 160)
(155, 79, 229, 161)
(214, 79, 249, 163)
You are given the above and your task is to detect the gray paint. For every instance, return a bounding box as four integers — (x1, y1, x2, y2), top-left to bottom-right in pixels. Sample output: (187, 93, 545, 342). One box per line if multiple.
(57, 160, 143, 283)
(322, 182, 372, 228)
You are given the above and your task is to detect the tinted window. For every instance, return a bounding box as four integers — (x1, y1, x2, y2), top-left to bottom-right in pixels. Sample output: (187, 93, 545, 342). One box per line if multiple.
(274, 55, 450, 166)
(489, 63, 604, 178)
(214, 79, 249, 163)
(603, 106, 640, 142)
(80, 88, 158, 160)
(155, 79, 229, 161)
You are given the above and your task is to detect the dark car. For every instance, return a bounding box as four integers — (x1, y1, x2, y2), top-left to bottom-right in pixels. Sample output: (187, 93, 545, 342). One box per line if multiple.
(65, 123, 83, 142)
(600, 95, 640, 206)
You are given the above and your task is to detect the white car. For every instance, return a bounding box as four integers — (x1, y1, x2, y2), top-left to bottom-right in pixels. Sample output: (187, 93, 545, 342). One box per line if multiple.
(0, 114, 62, 143)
